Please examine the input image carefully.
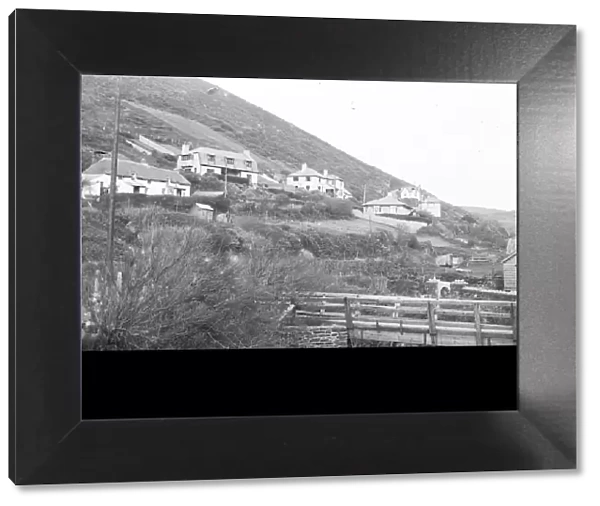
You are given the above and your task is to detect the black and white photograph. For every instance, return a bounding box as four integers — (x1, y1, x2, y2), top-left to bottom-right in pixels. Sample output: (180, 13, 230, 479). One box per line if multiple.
(9, 5, 580, 489)
(81, 76, 517, 350)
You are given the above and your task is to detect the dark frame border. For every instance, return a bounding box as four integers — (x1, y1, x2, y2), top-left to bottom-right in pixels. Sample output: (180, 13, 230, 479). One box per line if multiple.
(9, 9, 576, 484)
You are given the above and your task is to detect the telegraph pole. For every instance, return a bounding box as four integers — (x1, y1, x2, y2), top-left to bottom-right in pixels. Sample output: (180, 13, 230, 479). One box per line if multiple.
(106, 76, 122, 281)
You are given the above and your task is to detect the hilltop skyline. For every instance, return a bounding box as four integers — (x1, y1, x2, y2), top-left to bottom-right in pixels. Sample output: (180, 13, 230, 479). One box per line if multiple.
(204, 78, 517, 211)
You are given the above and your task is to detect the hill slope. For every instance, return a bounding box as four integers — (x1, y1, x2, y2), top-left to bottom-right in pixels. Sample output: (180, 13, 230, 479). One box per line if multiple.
(461, 207, 516, 235)
(81, 76, 412, 200)
(81, 76, 512, 250)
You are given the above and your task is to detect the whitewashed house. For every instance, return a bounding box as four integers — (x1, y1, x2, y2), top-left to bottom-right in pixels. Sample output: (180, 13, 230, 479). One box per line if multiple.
(81, 158, 191, 198)
(362, 192, 417, 216)
(382, 187, 442, 217)
(285, 163, 348, 199)
(176, 143, 259, 186)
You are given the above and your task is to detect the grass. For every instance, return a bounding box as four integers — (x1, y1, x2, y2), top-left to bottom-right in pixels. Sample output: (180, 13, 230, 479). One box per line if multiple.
(81, 206, 427, 349)
(81, 75, 413, 199)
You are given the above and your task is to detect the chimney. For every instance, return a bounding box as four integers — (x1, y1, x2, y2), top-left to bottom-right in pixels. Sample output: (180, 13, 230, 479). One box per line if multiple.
(323, 169, 329, 177)
(302, 163, 307, 170)
(182, 143, 190, 155)
(243, 149, 251, 158)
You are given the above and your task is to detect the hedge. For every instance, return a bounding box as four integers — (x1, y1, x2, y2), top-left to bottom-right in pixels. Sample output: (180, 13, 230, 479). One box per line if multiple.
(378, 213, 432, 225)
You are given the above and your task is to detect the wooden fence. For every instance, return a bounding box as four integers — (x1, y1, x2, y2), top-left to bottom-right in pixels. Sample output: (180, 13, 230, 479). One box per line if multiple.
(282, 292, 517, 347)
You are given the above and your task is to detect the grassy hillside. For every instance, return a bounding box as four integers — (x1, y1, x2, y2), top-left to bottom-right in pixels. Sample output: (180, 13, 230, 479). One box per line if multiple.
(81, 76, 512, 251)
(82, 76, 413, 200)
(461, 206, 516, 235)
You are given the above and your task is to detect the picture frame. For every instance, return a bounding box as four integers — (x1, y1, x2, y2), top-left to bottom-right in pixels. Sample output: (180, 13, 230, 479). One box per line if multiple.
(9, 9, 576, 485)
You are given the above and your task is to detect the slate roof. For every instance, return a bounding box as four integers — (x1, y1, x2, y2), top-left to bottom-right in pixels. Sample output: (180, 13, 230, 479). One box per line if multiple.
(257, 174, 281, 186)
(192, 190, 225, 198)
(287, 166, 323, 178)
(363, 195, 415, 208)
(84, 158, 190, 185)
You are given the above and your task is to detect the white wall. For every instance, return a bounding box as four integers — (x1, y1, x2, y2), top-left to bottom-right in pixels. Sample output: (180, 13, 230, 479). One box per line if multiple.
(418, 201, 441, 218)
(81, 175, 190, 198)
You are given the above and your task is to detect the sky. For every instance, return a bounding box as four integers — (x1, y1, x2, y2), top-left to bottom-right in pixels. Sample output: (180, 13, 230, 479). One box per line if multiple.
(204, 78, 516, 211)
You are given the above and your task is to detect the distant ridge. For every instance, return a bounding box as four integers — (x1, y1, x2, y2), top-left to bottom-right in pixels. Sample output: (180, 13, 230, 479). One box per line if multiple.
(461, 206, 516, 234)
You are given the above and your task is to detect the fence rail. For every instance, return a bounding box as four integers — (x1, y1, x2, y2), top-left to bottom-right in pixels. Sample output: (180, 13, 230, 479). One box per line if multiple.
(282, 291, 517, 347)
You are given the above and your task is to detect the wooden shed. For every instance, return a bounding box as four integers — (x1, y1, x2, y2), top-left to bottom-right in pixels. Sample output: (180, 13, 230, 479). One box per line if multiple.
(501, 251, 517, 291)
(190, 202, 214, 221)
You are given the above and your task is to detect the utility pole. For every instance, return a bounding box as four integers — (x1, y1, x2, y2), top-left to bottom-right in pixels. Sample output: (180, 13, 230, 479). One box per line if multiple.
(106, 76, 122, 282)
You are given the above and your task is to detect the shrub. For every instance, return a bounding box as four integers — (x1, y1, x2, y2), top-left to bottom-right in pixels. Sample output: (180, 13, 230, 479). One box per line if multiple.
(407, 235, 421, 250)
(83, 223, 277, 350)
(195, 173, 224, 191)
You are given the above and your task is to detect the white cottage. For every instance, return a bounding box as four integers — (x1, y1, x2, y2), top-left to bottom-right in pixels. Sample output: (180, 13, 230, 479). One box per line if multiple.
(81, 158, 191, 198)
(285, 163, 348, 199)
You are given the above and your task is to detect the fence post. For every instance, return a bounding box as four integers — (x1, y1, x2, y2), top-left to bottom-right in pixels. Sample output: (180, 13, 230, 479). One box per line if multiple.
(427, 301, 437, 345)
(290, 297, 297, 326)
(344, 297, 354, 348)
(474, 303, 482, 346)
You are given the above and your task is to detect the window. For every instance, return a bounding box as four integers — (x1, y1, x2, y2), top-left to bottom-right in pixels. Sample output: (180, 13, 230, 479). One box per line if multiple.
(226, 157, 235, 166)
(245, 160, 253, 169)
(374, 206, 380, 213)
(133, 186, 140, 194)
(177, 189, 183, 197)
(306, 186, 310, 191)
(181, 154, 193, 161)
(293, 176, 299, 182)
(207, 154, 216, 164)
(306, 177, 311, 182)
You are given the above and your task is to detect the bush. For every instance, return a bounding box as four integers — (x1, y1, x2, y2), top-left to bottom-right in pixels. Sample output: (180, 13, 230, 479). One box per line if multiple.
(82, 215, 377, 349)
(195, 173, 224, 191)
(378, 214, 432, 224)
(407, 235, 421, 250)
(83, 222, 279, 350)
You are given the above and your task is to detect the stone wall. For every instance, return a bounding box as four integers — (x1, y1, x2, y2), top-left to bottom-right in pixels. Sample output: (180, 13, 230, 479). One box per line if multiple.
(279, 326, 349, 348)
(279, 326, 405, 348)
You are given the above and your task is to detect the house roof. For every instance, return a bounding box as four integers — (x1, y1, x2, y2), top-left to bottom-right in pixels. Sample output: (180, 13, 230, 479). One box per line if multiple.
(400, 197, 420, 206)
(195, 203, 214, 211)
(84, 158, 191, 185)
(287, 166, 323, 178)
(501, 251, 517, 264)
(363, 195, 415, 208)
(257, 174, 281, 186)
(288, 166, 344, 181)
(192, 190, 225, 198)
